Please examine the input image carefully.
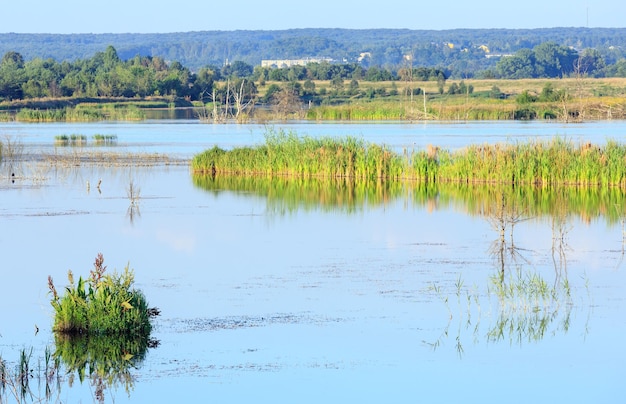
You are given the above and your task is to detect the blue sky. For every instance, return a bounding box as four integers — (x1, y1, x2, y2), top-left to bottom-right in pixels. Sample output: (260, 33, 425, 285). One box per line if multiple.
(3, 0, 625, 33)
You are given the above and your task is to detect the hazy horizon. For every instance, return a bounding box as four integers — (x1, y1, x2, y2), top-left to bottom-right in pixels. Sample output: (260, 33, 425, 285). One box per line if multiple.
(4, 0, 624, 35)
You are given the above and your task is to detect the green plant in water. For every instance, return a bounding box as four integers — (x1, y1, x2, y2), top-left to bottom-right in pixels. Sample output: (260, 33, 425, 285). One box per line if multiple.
(48, 253, 154, 337)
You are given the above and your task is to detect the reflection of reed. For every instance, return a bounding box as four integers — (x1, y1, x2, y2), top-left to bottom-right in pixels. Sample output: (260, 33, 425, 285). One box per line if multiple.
(193, 176, 626, 226)
(54, 333, 156, 403)
(193, 174, 410, 213)
(551, 213, 571, 285)
(126, 179, 141, 224)
(486, 192, 531, 278)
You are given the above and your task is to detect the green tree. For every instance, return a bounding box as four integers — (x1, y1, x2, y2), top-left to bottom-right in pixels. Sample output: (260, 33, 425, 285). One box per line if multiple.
(192, 67, 216, 100)
(330, 76, 344, 91)
(496, 49, 535, 78)
(0, 51, 25, 99)
(303, 79, 316, 96)
(533, 42, 578, 78)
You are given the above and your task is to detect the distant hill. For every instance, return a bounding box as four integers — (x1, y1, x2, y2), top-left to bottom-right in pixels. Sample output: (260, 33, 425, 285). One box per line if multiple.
(2, 28, 626, 74)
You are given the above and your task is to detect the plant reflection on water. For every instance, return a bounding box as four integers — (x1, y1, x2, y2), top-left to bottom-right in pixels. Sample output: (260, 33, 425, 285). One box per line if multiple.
(429, 188, 587, 354)
(54, 333, 157, 403)
(194, 175, 605, 354)
(0, 333, 157, 403)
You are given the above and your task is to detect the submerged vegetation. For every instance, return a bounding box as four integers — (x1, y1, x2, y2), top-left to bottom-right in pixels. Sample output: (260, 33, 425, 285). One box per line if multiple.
(192, 129, 626, 188)
(48, 254, 155, 336)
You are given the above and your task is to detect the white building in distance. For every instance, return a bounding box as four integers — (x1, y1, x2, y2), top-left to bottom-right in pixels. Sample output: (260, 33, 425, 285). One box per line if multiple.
(261, 57, 334, 68)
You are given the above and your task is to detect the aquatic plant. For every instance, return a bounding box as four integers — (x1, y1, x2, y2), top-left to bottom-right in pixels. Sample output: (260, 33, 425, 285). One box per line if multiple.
(192, 128, 404, 180)
(48, 254, 154, 336)
(0, 347, 47, 402)
(193, 130, 626, 188)
(92, 134, 118, 145)
(16, 105, 145, 122)
(54, 134, 88, 146)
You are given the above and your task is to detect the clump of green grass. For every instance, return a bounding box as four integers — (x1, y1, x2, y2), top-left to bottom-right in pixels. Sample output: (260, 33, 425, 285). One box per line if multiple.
(48, 253, 154, 336)
(92, 134, 118, 145)
(54, 134, 87, 146)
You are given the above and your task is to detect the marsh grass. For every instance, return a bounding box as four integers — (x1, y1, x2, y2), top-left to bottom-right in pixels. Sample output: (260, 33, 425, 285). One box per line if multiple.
(92, 134, 118, 145)
(307, 102, 409, 120)
(54, 134, 87, 146)
(192, 130, 626, 188)
(48, 254, 153, 337)
(0, 347, 43, 402)
(192, 128, 404, 180)
(15, 105, 145, 122)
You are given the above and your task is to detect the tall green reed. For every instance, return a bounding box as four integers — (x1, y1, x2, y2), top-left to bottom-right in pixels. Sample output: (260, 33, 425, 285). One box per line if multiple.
(193, 130, 626, 188)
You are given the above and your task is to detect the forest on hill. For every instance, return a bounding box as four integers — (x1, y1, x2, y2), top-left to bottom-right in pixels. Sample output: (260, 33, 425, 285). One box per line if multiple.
(1, 27, 626, 76)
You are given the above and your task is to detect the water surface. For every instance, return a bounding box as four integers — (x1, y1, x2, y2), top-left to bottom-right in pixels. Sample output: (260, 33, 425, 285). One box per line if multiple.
(0, 121, 624, 403)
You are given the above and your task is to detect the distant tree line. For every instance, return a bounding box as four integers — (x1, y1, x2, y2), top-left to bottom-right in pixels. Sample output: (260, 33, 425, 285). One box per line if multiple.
(2, 42, 626, 104)
(0, 46, 448, 102)
(490, 42, 607, 79)
(2, 28, 626, 78)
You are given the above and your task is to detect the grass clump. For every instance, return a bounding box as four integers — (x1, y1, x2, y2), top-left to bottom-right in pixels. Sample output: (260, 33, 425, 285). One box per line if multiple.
(48, 253, 154, 337)
(54, 134, 87, 146)
(92, 134, 118, 145)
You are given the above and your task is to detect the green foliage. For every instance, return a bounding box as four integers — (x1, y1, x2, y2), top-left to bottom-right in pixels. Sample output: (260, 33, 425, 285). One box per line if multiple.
(496, 42, 581, 79)
(48, 253, 152, 337)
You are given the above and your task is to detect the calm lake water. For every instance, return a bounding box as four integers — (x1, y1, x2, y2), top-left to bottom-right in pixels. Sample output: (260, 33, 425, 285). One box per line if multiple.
(1, 120, 625, 403)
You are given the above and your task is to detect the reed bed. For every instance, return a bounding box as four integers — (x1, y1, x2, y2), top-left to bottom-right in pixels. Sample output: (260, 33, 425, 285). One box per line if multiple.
(307, 102, 409, 120)
(192, 130, 626, 188)
(15, 105, 145, 122)
(192, 129, 404, 180)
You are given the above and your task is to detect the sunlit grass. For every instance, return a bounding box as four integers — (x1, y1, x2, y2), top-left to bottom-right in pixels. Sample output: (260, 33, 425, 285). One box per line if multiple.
(192, 129, 626, 187)
(48, 254, 153, 336)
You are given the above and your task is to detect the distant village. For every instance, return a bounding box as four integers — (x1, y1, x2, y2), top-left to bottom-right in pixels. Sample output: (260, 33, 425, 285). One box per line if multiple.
(261, 44, 513, 68)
